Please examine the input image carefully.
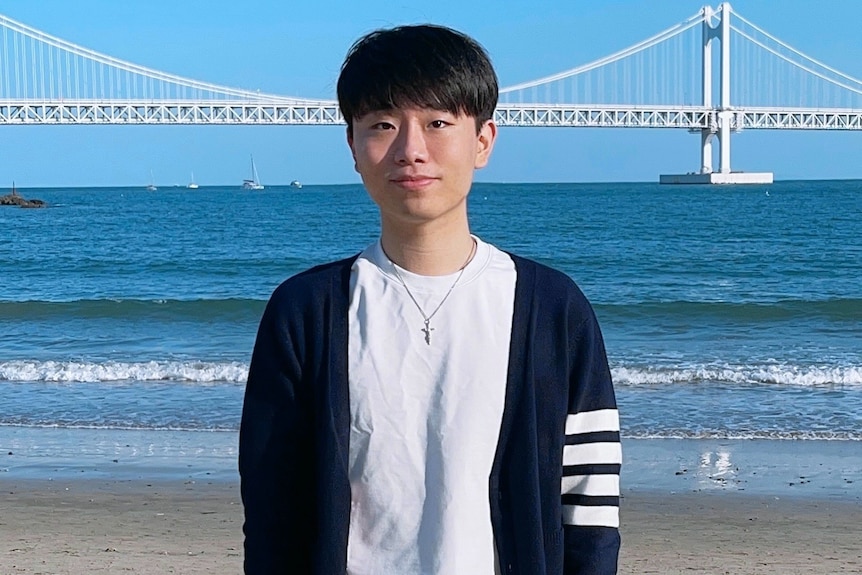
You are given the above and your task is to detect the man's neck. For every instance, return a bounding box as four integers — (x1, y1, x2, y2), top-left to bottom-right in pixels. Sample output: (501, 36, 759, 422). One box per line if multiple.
(380, 222, 475, 276)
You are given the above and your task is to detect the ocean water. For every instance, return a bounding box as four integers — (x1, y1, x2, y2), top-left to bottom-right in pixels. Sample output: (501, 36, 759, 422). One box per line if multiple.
(2, 180, 861, 476)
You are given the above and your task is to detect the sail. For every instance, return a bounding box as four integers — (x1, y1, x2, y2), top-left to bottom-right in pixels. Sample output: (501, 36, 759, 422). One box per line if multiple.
(242, 156, 264, 190)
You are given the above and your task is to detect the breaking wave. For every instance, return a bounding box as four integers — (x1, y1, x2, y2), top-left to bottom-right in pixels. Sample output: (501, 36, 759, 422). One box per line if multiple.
(0, 360, 248, 384)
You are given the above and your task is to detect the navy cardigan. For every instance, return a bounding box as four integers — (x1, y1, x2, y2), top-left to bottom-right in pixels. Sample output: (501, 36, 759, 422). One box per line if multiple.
(239, 253, 621, 574)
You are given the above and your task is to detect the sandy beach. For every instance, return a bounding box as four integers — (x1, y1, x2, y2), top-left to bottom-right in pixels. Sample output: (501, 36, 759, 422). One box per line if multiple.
(620, 492, 862, 574)
(1, 438, 860, 574)
(1, 479, 860, 574)
(0, 479, 243, 574)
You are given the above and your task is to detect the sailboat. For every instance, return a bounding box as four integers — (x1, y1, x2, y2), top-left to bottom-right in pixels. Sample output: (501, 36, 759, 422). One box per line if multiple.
(242, 156, 264, 190)
(146, 170, 158, 191)
(187, 172, 199, 189)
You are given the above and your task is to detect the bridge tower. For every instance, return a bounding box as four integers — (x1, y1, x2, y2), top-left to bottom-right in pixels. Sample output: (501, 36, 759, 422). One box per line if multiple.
(660, 2, 773, 184)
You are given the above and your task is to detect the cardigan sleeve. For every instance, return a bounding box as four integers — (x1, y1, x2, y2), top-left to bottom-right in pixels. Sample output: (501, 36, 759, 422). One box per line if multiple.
(239, 284, 315, 574)
(561, 304, 621, 575)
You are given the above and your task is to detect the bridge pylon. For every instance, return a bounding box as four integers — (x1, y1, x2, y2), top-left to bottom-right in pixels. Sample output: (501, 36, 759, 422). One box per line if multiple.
(660, 3, 773, 184)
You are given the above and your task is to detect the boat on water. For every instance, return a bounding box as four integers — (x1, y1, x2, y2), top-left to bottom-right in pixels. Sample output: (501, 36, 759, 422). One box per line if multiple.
(242, 156, 264, 190)
(146, 170, 157, 191)
(290, 180, 302, 189)
(187, 172, 199, 190)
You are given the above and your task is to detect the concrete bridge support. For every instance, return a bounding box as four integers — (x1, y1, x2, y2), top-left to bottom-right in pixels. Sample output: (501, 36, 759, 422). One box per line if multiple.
(661, 2, 773, 184)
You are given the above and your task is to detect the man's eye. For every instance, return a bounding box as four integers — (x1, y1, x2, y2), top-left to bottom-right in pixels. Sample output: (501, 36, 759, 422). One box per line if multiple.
(371, 122, 394, 130)
(430, 120, 448, 128)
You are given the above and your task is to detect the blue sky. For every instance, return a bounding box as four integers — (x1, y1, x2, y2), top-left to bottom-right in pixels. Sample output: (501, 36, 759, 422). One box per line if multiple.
(2, 0, 862, 187)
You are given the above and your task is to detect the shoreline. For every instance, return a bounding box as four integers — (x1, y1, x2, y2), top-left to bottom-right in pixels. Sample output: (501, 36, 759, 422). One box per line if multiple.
(622, 438, 862, 500)
(4, 430, 860, 500)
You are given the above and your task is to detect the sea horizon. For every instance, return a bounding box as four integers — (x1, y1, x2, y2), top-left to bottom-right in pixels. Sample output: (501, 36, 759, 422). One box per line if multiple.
(5, 176, 862, 191)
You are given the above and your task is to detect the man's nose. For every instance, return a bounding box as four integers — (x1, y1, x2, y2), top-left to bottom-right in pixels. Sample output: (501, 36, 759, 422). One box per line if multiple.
(393, 123, 428, 165)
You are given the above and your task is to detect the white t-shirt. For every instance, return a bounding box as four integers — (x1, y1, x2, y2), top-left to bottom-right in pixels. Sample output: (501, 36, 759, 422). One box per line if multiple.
(346, 237, 516, 575)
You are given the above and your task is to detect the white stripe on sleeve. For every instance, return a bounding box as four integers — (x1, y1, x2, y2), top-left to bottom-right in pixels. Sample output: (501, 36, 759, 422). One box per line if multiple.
(561, 474, 620, 497)
(565, 409, 619, 435)
(562, 442, 623, 467)
(562, 504, 620, 528)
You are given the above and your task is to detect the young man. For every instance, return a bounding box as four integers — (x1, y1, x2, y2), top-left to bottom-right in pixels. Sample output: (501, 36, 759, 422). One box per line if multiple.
(239, 24, 621, 575)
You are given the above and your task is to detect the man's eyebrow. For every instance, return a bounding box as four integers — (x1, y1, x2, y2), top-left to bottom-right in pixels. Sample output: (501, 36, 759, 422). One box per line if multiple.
(354, 110, 393, 121)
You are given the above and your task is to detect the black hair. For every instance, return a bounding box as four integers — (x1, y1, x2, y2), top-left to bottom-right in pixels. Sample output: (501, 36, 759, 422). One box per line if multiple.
(337, 24, 498, 135)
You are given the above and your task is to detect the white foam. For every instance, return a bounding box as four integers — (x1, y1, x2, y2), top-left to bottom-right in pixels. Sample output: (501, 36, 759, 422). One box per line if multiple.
(613, 364, 862, 387)
(4, 360, 860, 388)
(0, 360, 248, 384)
(624, 430, 862, 441)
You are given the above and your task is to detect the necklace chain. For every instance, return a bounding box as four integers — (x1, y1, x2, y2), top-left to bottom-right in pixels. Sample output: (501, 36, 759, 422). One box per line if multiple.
(389, 238, 477, 345)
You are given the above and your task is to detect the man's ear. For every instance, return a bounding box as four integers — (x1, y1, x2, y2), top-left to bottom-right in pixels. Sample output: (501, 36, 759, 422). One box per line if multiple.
(474, 120, 497, 169)
(346, 126, 358, 172)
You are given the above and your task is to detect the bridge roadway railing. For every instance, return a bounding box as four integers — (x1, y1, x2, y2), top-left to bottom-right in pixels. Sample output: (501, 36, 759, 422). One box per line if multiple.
(494, 105, 713, 129)
(732, 107, 862, 130)
(0, 99, 343, 125)
(0, 100, 860, 130)
(495, 106, 862, 130)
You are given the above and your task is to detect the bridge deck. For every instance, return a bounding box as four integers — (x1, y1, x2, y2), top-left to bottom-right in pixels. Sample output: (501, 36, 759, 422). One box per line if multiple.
(1, 101, 860, 130)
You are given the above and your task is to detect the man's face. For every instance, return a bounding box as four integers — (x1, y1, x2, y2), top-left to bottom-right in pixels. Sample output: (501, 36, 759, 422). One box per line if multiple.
(347, 107, 496, 230)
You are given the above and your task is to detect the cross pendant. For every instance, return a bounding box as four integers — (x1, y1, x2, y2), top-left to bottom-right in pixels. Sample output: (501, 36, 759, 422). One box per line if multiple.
(421, 319, 434, 345)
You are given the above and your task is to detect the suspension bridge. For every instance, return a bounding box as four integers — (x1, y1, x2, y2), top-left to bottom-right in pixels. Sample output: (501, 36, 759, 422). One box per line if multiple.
(1, 3, 861, 184)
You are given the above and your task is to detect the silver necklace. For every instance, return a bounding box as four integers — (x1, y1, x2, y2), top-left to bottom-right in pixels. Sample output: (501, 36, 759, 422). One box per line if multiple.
(389, 238, 477, 345)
